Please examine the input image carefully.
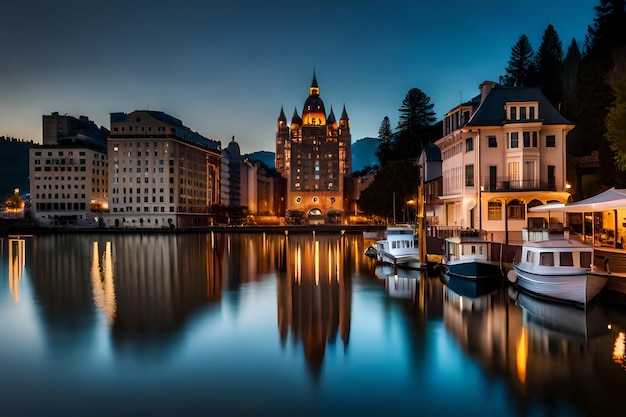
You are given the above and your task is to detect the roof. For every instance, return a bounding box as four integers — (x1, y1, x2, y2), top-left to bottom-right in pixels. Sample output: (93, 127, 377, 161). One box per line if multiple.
(340, 104, 349, 120)
(522, 239, 593, 250)
(278, 106, 287, 123)
(529, 188, 626, 213)
(466, 86, 573, 127)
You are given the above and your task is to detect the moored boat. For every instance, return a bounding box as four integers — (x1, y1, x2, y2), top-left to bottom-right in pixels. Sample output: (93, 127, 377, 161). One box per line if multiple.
(375, 224, 422, 269)
(508, 238, 608, 306)
(442, 235, 502, 279)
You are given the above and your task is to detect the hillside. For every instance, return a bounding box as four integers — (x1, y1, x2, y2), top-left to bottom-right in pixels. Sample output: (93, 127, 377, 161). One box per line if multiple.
(351, 137, 380, 172)
(0, 137, 33, 199)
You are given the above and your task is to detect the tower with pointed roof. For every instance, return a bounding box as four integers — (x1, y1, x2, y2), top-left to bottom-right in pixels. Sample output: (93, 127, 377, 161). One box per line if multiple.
(275, 72, 351, 223)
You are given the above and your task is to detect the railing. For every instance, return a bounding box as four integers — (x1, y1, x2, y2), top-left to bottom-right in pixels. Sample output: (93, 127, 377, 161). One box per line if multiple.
(480, 176, 562, 192)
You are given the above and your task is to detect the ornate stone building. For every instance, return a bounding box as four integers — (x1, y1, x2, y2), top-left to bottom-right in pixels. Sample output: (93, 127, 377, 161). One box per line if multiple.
(275, 73, 351, 224)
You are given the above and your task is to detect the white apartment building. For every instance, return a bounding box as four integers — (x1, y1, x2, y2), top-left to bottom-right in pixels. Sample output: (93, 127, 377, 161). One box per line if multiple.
(105, 110, 221, 229)
(29, 113, 109, 227)
(435, 81, 574, 243)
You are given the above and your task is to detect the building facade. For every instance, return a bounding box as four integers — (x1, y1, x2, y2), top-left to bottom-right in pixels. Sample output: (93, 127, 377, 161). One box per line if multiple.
(275, 73, 351, 224)
(105, 110, 221, 229)
(29, 113, 109, 227)
(435, 81, 574, 243)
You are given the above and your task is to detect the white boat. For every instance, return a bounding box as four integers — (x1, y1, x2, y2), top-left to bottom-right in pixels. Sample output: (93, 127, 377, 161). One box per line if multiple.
(442, 235, 502, 279)
(375, 224, 422, 269)
(508, 238, 608, 306)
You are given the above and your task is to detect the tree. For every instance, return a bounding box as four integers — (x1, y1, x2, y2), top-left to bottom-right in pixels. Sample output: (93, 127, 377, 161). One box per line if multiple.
(575, 0, 626, 183)
(560, 38, 582, 122)
(358, 159, 419, 220)
(394, 88, 436, 159)
(5, 189, 24, 213)
(606, 49, 626, 170)
(535, 24, 563, 107)
(376, 116, 394, 166)
(504, 34, 535, 87)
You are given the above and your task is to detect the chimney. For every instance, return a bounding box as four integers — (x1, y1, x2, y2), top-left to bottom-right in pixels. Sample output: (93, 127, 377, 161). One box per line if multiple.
(479, 81, 497, 104)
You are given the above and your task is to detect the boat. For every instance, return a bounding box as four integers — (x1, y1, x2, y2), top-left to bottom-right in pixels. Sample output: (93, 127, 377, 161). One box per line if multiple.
(512, 288, 610, 341)
(375, 224, 422, 269)
(441, 235, 502, 279)
(508, 238, 608, 306)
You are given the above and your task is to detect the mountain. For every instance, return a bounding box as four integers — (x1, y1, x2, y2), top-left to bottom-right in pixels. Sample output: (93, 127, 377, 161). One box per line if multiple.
(351, 137, 380, 172)
(0, 137, 34, 199)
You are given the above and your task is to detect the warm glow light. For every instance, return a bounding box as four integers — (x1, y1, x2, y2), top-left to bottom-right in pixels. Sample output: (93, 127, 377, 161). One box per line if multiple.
(8, 239, 25, 302)
(516, 327, 528, 383)
(613, 332, 626, 370)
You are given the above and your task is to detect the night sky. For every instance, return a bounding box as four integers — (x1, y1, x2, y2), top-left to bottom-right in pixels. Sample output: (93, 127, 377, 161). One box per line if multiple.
(0, 0, 598, 153)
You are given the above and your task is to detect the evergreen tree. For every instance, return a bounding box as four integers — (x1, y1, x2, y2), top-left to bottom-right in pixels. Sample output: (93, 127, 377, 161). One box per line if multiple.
(606, 49, 626, 170)
(504, 34, 535, 87)
(535, 24, 563, 107)
(560, 38, 582, 122)
(394, 88, 436, 159)
(576, 0, 626, 183)
(376, 116, 394, 166)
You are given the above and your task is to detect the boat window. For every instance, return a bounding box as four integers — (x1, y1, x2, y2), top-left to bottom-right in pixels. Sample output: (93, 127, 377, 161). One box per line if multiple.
(560, 252, 574, 267)
(539, 252, 554, 266)
(479, 246, 483, 255)
(526, 251, 534, 263)
(580, 252, 592, 268)
(471, 246, 476, 255)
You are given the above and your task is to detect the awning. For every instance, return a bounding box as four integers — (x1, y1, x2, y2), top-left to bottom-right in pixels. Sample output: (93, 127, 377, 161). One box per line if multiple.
(529, 188, 626, 213)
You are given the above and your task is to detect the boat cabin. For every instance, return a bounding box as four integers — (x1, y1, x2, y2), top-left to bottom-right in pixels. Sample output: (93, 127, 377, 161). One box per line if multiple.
(520, 240, 593, 270)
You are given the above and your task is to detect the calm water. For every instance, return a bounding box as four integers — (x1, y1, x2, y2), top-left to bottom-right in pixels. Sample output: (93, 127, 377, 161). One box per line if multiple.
(1, 232, 626, 417)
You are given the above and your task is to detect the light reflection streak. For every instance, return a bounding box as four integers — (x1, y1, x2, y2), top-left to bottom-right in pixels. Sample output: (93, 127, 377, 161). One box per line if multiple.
(8, 238, 25, 302)
(516, 327, 528, 384)
(613, 332, 626, 370)
(90, 241, 116, 326)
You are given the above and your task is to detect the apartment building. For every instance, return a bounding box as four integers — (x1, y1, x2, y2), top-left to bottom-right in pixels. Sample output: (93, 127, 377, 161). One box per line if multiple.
(29, 113, 109, 227)
(105, 110, 221, 229)
(435, 81, 574, 243)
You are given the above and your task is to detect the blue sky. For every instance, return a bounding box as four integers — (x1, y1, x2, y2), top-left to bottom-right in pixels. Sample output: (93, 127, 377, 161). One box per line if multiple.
(0, 0, 598, 154)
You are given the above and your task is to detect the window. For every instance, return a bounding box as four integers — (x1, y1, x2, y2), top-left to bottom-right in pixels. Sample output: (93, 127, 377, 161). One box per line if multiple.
(546, 135, 556, 147)
(510, 107, 517, 120)
(465, 164, 474, 187)
(523, 132, 530, 147)
(540, 252, 554, 266)
(488, 201, 502, 220)
(509, 132, 519, 148)
(465, 137, 473, 151)
(560, 252, 574, 267)
(532, 131, 538, 147)
(488, 136, 497, 148)
(529, 107, 535, 119)
(507, 201, 525, 220)
(520, 106, 527, 120)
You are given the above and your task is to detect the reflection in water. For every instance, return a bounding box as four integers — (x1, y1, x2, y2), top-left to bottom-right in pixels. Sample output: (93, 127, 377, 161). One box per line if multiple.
(375, 264, 420, 300)
(614, 332, 626, 370)
(8, 238, 26, 302)
(90, 241, 116, 325)
(277, 233, 352, 379)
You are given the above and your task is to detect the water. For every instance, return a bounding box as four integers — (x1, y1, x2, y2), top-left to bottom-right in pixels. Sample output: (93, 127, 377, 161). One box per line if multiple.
(1, 232, 626, 417)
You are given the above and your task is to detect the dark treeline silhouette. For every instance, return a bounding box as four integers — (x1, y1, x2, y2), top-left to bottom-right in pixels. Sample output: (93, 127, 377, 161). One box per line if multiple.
(0, 136, 34, 200)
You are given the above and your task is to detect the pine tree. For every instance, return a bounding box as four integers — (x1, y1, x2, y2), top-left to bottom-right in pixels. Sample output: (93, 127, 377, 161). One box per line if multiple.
(376, 116, 394, 167)
(606, 49, 626, 170)
(560, 38, 581, 122)
(504, 34, 535, 87)
(535, 24, 563, 107)
(395, 88, 436, 159)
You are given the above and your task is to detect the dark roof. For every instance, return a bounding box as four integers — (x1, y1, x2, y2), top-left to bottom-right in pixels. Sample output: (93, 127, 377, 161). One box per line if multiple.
(291, 107, 302, 124)
(422, 142, 442, 161)
(340, 104, 349, 120)
(466, 86, 572, 127)
(278, 106, 287, 123)
(327, 107, 336, 124)
(311, 71, 318, 89)
(303, 95, 325, 116)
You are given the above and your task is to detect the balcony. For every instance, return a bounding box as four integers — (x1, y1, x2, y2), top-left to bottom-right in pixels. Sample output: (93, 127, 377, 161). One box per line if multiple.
(480, 176, 560, 192)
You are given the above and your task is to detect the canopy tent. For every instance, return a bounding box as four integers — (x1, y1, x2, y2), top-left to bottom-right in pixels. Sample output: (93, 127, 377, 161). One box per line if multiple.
(529, 188, 626, 213)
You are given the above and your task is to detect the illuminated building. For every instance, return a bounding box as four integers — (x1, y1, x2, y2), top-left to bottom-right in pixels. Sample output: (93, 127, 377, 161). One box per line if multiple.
(435, 81, 574, 242)
(29, 112, 109, 227)
(276, 72, 351, 224)
(105, 110, 221, 229)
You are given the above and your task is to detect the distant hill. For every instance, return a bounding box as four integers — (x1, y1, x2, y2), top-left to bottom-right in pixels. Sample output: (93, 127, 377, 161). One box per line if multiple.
(352, 137, 380, 172)
(0, 137, 34, 199)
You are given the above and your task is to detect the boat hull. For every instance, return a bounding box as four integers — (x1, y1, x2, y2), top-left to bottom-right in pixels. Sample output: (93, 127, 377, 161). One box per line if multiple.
(512, 264, 608, 305)
(446, 260, 502, 279)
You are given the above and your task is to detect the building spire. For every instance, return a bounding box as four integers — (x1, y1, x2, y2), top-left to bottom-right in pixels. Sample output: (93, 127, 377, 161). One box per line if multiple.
(278, 106, 287, 123)
(309, 69, 319, 96)
(340, 104, 349, 120)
